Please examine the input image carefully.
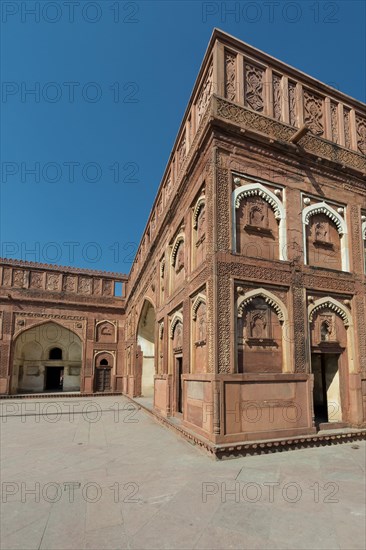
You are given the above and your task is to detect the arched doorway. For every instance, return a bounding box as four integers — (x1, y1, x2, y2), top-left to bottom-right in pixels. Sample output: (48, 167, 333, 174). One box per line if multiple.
(137, 300, 156, 397)
(11, 322, 82, 394)
(308, 298, 353, 426)
(94, 353, 113, 393)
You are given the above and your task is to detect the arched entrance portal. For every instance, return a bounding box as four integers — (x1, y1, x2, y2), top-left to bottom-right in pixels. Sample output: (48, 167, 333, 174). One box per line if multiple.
(137, 300, 156, 397)
(11, 322, 82, 394)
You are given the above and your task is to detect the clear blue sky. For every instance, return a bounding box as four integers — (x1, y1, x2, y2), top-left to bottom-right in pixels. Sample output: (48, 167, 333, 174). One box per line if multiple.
(1, 0, 365, 274)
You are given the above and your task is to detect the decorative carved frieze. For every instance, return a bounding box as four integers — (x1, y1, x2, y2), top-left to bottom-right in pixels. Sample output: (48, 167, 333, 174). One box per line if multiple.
(214, 98, 366, 173)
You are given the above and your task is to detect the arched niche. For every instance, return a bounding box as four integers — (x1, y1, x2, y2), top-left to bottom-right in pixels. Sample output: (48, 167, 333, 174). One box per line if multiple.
(192, 195, 206, 268)
(191, 294, 207, 373)
(302, 202, 349, 271)
(95, 320, 116, 343)
(232, 182, 287, 261)
(236, 288, 291, 373)
(170, 234, 185, 292)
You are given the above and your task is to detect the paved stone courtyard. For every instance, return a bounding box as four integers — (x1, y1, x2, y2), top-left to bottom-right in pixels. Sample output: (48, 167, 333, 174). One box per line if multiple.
(0, 396, 365, 550)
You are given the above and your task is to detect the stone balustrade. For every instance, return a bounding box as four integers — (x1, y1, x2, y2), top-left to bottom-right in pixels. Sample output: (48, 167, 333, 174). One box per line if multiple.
(0, 259, 127, 299)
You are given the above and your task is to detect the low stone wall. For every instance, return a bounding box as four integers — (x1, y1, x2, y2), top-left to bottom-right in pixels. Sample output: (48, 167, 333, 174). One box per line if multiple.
(220, 374, 314, 443)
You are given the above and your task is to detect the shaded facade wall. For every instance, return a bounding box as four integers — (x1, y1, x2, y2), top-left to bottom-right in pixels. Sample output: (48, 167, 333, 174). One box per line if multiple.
(121, 31, 366, 443)
(0, 261, 127, 394)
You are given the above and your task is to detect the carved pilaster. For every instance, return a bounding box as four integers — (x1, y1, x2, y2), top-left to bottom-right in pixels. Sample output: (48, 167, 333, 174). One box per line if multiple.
(292, 272, 308, 373)
(215, 150, 231, 252)
(213, 382, 220, 435)
(217, 264, 231, 374)
(355, 295, 366, 372)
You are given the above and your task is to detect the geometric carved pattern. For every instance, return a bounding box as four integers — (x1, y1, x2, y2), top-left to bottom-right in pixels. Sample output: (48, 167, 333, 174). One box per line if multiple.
(244, 63, 264, 112)
(196, 62, 213, 126)
(225, 50, 236, 102)
(344, 108, 351, 149)
(330, 102, 339, 143)
(303, 90, 324, 136)
(356, 115, 366, 155)
(293, 276, 307, 373)
(273, 73, 282, 121)
(288, 81, 297, 126)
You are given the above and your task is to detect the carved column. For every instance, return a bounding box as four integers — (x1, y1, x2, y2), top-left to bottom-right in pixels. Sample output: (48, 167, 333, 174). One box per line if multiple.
(292, 269, 309, 373)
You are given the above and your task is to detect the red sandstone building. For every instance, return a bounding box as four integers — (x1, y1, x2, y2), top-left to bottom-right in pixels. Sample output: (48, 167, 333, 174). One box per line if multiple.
(1, 30, 366, 447)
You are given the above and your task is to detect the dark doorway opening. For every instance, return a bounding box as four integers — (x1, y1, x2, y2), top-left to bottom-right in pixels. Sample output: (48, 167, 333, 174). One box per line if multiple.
(95, 368, 111, 393)
(312, 353, 341, 425)
(45, 367, 64, 391)
(175, 357, 183, 414)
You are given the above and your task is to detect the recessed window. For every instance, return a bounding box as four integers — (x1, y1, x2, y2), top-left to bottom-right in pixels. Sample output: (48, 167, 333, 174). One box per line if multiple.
(49, 347, 62, 360)
(114, 282, 123, 296)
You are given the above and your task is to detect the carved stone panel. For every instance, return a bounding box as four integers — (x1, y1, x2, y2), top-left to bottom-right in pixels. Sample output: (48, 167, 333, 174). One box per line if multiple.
(79, 277, 92, 295)
(356, 115, 366, 155)
(344, 108, 351, 149)
(273, 73, 282, 121)
(225, 50, 236, 102)
(288, 81, 297, 126)
(46, 273, 60, 291)
(12, 270, 25, 288)
(30, 271, 44, 290)
(303, 90, 324, 136)
(102, 279, 113, 296)
(2, 268, 12, 287)
(330, 102, 339, 143)
(196, 62, 213, 126)
(244, 63, 264, 112)
(63, 275, 77, 293)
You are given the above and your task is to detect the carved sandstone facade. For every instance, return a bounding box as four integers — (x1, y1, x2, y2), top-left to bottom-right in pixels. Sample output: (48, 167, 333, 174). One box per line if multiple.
(1, 30, 365, 445)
